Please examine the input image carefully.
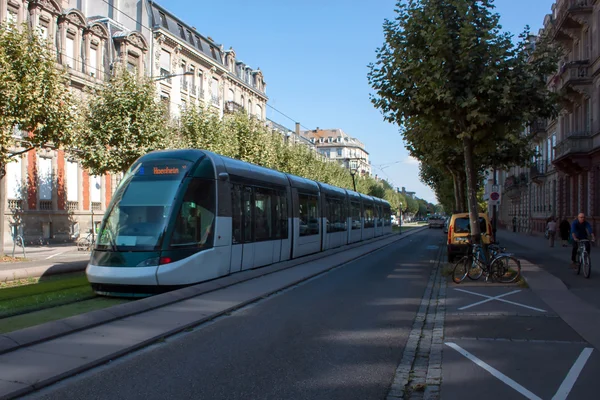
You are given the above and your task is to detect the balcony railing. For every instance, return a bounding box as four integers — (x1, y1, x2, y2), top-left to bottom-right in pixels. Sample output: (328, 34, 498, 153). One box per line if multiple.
(225, 101, 244, 113)
(7, 199, 23, 211)
(190, 85, 197, 96)
(66, 201, 78, 211)
(181, 80, 188, 92)
(558, 60, 590, 89)
(530, 160, 546, 182)
(211, 95, 220, 106)
(555, 135, 593, 158)
(159, 68, 172, 84)
(39, 200, 52, 211)
(504, 175, 519, 189)
(530, 120, 547, 136)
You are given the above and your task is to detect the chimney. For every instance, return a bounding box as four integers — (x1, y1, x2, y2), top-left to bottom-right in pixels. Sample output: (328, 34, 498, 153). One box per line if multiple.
(295, 122, 300, 136)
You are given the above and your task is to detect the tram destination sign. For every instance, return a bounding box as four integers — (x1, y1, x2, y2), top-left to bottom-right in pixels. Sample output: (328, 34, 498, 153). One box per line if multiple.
(136, 160, 190, 178)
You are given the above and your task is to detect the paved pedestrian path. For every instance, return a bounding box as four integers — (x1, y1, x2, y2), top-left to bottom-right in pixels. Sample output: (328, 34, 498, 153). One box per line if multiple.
(496, 228, 600, 312)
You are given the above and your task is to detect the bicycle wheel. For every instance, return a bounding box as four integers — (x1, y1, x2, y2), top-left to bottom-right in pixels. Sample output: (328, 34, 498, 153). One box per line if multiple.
(491, 256, 521, 284)
(577, 252, 582, 275)
(467, 260, 483, 280)
(582, 252, 591, 279)
(15, 236, 23, 248)
(452, 256, 470, 284)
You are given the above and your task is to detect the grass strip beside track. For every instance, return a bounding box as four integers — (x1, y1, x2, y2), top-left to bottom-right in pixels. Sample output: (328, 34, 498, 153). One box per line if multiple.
(0, 272, 95, 318)
(0, 297, 130, 334)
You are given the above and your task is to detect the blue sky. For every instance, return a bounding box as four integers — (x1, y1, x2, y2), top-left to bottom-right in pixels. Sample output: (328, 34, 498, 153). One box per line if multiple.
(164, 0, 556, 204)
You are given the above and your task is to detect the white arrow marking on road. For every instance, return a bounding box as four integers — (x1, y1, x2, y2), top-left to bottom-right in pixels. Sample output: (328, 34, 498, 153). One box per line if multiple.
(454, 288, 547, 313)
(552, 347, 593, 400)
(446, 342, 543, 400)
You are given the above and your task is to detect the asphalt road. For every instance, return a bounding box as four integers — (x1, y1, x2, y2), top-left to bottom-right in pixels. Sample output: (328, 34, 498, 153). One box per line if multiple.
(25, 230, 439, 400)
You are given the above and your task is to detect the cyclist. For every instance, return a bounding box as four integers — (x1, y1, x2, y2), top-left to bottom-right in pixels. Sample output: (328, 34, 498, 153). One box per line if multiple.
(571, 213, 595, 269)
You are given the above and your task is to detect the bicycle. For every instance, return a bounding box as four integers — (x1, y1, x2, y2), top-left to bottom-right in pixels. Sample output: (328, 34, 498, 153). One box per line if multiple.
(453, 242, 521, 284)
(77, 232, 95, 251)
(575, 239, 592, 279)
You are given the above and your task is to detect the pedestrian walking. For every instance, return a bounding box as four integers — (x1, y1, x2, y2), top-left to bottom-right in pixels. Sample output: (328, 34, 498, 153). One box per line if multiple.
(546, 217, 557, 247)
(559, 218, 570, 247)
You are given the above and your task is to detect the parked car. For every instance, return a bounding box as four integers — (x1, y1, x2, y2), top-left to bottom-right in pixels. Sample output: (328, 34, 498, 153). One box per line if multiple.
(446, 212, 494, 262)
(428, 215, 445, 229)
(443, 218, 449, 234)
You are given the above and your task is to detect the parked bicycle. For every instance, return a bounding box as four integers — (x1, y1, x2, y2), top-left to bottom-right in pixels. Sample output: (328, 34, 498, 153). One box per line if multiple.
(77, 231, 95, 252)
(452, 241, 520, 284)
(575, 239, 592, 279)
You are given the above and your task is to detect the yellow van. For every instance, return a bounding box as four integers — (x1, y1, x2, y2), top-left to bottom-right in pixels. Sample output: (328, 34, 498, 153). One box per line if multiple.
(447, 212, 494, 262)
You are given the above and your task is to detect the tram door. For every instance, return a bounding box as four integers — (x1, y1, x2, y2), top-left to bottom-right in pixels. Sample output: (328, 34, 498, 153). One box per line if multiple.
(229, 184, 250, 273)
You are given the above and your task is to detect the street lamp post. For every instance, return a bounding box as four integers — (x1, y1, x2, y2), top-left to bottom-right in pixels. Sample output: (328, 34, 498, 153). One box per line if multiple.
(151, 71, 193, 82)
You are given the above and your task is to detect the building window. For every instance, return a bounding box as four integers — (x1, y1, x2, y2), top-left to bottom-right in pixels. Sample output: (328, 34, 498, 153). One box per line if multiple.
(337, 148, 342, 157)
(159, 12, 168, 28)
(195, 36, 202, 51)
(6, 158, 22, 200)
(228, 89, 234, 102)
(160, 49, 171, 75)
(107, 0, 115, 19)
(255, 104, 262, 119)
(90, 175, 101, 204)
(38, 24, 49, 40)
(65, 36, 75, 68)
(7, 10, 17, 28)
(89, 46, 98, 76)
(38, 157, 53, 200)
(187, 30, 194, 45)
(66, 161, 78, 202)
(127, 53, 138, 73)
(160, 93, 170, 115)
(178, 24, 185, 40)
(211, 77, 219, 104)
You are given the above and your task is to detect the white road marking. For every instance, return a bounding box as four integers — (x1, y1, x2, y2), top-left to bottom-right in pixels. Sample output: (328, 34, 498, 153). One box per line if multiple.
(454, 288, 547, 313)
(552, 347, 593, 400)
(445, 342, 543, 400)
(45, 251, 67, 260)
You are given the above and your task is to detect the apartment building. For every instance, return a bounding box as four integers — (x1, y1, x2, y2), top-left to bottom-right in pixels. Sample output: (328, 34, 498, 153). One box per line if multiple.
(299, 128, 371, 176)
(150, 3, 267, 119)
(1, 0, 267, 245)
(494, 0, 600, 235)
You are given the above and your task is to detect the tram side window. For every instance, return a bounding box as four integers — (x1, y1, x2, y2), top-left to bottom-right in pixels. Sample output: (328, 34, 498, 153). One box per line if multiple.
(351, 201, 361, 230)
(384, 206, 392, 226)
(231, 184, 243, 244)
(243, 186, 253, 242)
(364, 205, 375, 228)
(274, 190, 288, 239)
(170, 179, 215, 248)
(327, 198, 346, 232)
(299, 193, 319, 236)
(254, 187, 273, 241)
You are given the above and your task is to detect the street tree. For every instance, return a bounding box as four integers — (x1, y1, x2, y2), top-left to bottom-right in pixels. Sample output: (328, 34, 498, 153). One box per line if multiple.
(368, 0, 559, 242)
(0, 22, 77, 253)
(0, 23, 77, 172)
(75, 67, 167, 174)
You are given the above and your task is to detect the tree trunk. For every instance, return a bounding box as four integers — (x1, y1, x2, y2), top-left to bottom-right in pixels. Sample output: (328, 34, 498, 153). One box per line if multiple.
(463, 137, 481, 244)
(456, 172, 466, 212)
(448, 168, 460, 213)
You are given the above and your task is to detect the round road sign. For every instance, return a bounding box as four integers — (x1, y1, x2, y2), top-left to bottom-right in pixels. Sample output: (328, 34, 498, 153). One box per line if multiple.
(490, 192, 500, 201)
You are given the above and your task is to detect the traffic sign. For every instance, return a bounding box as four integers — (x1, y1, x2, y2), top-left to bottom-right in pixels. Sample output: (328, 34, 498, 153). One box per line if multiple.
(489, 191, 501, 206)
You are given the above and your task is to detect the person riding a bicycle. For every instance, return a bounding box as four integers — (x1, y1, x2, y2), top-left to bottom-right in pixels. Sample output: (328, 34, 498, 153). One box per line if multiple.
(571, 213, 595, 269)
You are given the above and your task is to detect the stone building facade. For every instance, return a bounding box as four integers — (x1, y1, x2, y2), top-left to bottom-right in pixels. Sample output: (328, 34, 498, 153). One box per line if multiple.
(1, 0, 267, 246)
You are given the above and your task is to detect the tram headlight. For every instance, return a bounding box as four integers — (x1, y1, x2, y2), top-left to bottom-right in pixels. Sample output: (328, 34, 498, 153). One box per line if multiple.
(137, 257, 160, 267)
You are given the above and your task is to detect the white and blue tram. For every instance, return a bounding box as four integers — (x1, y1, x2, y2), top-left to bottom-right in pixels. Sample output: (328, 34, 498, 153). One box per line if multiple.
(87, 149, 393, 296)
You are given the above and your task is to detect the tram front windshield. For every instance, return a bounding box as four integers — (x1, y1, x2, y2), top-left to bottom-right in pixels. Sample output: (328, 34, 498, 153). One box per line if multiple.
(96, 159, 192, 251)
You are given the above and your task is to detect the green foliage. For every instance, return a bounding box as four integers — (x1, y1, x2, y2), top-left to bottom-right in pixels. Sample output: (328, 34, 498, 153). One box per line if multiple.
(0, 23, 77, 172)
(75, 67, 167, 174)
(368, 0, 559, 238)
(405, 195, 419, 214)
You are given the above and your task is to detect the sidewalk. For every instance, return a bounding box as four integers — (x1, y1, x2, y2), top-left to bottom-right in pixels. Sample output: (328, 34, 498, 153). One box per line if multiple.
(496, 228, 600, 312)
(0, 245, 90, 281)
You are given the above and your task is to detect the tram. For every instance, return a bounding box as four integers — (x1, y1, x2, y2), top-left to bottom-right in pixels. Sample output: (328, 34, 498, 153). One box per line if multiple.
(86, 149, 393, 296)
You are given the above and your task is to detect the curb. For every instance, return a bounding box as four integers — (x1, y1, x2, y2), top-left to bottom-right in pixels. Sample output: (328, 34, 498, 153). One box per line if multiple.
(0, 227, 428, 356)
(0, 260, 89, 283)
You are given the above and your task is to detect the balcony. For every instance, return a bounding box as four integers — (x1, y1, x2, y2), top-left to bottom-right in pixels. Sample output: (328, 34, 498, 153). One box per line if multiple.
(530, 160, 546, 183)
(224, 101, 244, 114)
(552, 131, 593, 174)
(211, 95, 220, 107)
(181, 80, 189, 92)
(190, 85, 197, 96)
(159, 68, 172, 84)
(557, 60, 591, 95)
(529, 120, 547, 139)
(554, 0, 592, 41)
